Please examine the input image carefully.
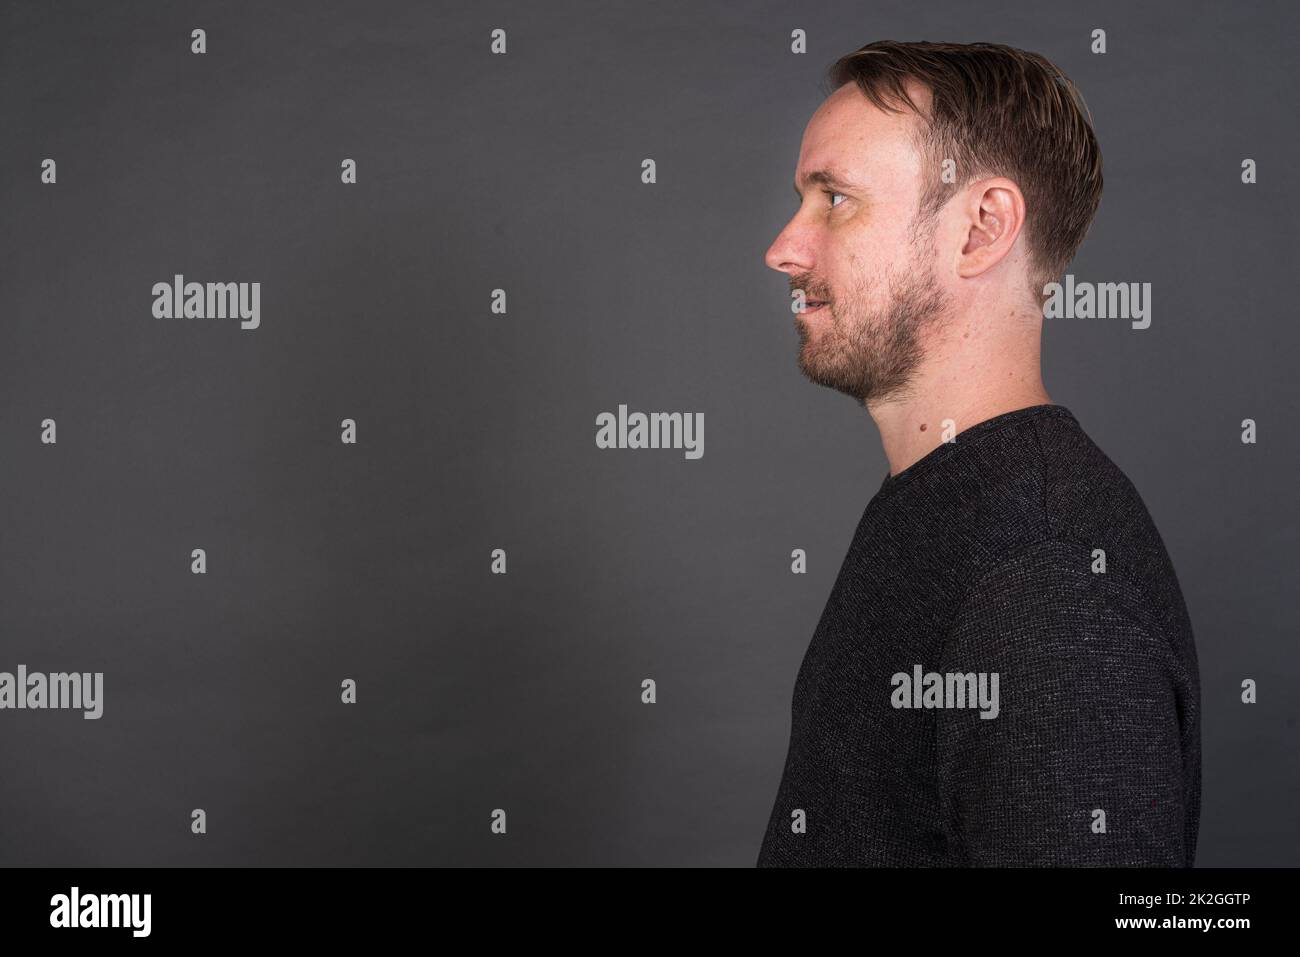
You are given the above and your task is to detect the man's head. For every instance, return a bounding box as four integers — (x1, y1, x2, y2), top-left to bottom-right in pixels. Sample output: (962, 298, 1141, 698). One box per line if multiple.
(765, 41, 1103, 406)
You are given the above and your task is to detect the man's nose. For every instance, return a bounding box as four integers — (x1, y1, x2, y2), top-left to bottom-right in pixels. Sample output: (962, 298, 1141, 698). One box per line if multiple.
(765, 218, 812, 275)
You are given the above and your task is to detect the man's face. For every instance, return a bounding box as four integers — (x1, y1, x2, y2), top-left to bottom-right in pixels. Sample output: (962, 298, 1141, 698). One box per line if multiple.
(765, 81, 952, 406)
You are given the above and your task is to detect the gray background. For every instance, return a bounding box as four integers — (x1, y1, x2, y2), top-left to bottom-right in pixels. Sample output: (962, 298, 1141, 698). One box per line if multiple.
(1, 0, 1296, 867)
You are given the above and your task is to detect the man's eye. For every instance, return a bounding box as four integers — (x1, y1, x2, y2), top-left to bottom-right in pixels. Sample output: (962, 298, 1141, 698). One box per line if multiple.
(826, 190, 847, 208)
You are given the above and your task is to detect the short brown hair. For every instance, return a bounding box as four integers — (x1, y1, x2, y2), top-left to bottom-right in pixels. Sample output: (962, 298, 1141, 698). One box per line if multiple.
(827, 40, 1103, 305)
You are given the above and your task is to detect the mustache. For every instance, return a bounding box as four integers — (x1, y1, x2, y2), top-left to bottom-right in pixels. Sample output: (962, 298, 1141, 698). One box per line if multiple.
(788, 276, 831, 301)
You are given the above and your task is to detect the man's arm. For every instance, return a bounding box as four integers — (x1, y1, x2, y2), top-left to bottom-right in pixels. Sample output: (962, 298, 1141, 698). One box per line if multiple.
(933, 539, 1190, 866)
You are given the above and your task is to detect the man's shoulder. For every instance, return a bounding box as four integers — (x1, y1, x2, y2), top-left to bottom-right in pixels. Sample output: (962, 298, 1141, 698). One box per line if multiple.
(955, 520, 1195, 668)
(957, 536, 1170, 640)
(954, 413, 1178, 597)
(1026, 414, 1193, 643)
(1027, 412, 1164, 544)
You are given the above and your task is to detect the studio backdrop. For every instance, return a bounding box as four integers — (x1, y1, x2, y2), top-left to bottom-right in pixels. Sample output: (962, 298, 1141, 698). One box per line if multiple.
(1, 0, 1296, 866)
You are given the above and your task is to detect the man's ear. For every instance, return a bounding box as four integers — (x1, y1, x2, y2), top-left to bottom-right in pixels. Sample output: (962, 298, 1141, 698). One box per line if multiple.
(957, 178, 1025, 279)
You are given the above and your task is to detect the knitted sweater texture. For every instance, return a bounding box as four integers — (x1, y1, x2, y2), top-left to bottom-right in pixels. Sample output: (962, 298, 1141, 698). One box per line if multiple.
(757, 404, 1201, 867)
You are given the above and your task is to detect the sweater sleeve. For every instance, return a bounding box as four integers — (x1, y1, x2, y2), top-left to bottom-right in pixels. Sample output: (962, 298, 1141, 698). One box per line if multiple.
(933, 539, 1191, 866)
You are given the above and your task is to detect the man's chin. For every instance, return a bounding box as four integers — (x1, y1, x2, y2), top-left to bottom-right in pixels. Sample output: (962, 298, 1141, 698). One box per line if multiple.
(797, 352, 843, 392)
(796, 345, 882, 404)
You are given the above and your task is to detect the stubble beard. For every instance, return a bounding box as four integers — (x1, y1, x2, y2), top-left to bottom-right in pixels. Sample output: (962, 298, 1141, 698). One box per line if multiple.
(794, 224, 951, 406)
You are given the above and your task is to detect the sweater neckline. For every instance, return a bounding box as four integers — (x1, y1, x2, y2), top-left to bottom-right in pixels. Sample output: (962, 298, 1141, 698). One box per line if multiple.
(874, 403, 1076, 503)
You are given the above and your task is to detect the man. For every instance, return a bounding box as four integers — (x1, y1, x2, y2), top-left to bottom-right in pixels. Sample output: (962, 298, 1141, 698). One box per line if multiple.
(757, 40, 1201, 866)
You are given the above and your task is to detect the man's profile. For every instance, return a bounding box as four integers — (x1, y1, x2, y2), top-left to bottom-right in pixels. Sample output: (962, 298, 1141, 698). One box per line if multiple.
(757, 40, 1201, 867)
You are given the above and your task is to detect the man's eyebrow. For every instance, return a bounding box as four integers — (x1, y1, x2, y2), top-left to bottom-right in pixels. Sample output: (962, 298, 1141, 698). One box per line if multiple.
(793, 169, 863, 198)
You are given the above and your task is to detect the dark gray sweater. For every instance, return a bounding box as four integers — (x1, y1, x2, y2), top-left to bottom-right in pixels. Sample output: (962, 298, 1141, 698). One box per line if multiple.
(757, 404, 1201, 867)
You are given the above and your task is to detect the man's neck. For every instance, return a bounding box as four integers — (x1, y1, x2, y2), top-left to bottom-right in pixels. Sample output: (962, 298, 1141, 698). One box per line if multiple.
(866, 350, 1051, 478)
